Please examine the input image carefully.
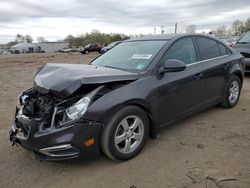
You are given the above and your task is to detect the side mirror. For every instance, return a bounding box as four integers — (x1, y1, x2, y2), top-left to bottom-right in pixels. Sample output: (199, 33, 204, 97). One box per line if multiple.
(159, 59, 186, 73)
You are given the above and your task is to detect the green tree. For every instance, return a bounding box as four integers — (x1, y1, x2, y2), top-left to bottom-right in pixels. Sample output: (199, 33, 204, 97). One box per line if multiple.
(186, 24, 197, 34)
(6, 41, 18, 47)
(64, 31, 130, 47)
(212, 25, 227, 37)
(232, 20, 245, 36)
(14, 34, 33, 43)
(25, 35, 33, 43)
(37, 36, 46, 43)
(15, 34, 25, 43)
(245, 18, 250, 31)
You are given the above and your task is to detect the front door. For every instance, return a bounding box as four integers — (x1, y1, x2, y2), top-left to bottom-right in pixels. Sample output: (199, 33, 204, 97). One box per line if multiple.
(157, 37, 205, 126)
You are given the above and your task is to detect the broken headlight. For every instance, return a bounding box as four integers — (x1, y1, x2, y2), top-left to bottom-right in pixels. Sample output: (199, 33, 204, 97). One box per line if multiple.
(52, 86, 104, 128)
(65, 96, 91, 120)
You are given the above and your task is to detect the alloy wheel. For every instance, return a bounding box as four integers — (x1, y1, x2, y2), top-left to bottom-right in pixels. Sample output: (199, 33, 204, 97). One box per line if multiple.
(114, 115, 144, 154)
(229, 80, 239, 104)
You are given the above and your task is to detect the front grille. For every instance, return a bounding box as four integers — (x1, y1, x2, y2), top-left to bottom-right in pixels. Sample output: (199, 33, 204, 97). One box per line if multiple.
(246, 66, 250, 71)
(241, 52, 250, 58)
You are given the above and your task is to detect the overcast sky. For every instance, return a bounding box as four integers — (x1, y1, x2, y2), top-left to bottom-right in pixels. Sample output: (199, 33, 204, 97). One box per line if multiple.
(0, 0, 250, 43)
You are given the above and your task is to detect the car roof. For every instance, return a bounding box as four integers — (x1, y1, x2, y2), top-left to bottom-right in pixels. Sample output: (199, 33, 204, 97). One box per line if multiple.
(125, 34, 218, 42)
(126, 34, 178, 41)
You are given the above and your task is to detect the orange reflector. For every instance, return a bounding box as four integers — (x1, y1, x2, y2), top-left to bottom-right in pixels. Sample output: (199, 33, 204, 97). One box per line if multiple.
(84, 138, 95, 147)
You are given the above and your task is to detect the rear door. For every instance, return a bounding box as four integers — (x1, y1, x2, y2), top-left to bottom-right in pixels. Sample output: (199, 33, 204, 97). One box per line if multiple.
(194, 36, 231, 104)
(157, 37, 206, 126)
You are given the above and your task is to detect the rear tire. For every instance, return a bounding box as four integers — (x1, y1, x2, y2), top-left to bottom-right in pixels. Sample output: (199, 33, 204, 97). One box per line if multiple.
(221, 75, 242, 108)
(101, 106, 149, 161)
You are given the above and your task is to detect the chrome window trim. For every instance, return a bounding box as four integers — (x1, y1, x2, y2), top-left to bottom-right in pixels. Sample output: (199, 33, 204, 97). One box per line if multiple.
(186, 55, 229, 67)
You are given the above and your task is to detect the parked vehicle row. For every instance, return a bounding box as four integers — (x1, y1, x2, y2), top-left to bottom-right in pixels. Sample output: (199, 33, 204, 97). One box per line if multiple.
(10, 34, 244, 161)
(59, 42, 121, 54)
(79, 44, 102, 54)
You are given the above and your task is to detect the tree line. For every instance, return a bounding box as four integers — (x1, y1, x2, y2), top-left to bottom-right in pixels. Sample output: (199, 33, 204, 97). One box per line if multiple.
(186, 17, 250, 37)
(6, 34, 47, 47)
(6, 17, 250, 47)
(64, 30, 130, 47)
(6, 31, 130, 48)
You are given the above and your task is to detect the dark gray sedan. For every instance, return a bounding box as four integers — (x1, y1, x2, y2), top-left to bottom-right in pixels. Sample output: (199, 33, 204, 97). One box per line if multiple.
(10, 34, 244, 161)
(233, 31, 250, 72)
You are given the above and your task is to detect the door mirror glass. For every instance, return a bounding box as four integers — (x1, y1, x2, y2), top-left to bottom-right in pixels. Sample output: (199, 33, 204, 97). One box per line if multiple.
(161, 59, 186, 73)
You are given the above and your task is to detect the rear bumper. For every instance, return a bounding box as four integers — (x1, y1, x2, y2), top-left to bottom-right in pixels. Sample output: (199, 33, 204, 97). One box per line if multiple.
(9, 107, 104, 161)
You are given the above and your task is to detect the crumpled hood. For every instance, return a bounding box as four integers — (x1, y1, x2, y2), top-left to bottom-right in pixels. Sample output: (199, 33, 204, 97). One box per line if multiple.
(34, 63, 139, 98)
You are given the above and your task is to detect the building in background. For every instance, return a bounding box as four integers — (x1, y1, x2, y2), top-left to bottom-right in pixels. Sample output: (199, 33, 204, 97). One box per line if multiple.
(11, 42, 69, 53)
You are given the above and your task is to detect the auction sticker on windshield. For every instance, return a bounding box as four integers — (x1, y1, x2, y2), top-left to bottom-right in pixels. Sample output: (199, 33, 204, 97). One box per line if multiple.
(131, 54, 152, 60)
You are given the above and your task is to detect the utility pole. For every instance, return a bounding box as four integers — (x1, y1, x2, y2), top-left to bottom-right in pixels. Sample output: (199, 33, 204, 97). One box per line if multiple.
(175, 23, 178, 34)
(161, 26, 164, 34)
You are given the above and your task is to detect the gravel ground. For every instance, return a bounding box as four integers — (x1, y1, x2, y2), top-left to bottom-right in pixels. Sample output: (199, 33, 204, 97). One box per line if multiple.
(0, 53, 250, 188)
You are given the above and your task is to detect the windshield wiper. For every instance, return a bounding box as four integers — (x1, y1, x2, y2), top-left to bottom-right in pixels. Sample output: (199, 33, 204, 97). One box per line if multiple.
(104, 65, 120, 70)
(104, 65, 134, 72)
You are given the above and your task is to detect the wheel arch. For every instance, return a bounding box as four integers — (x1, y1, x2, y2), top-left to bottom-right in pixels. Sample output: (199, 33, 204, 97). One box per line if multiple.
(127, 102, 157, 139)
(101, 99, 158, 139)
(233, 71, 243, 85)
(229, 62, 244, 85)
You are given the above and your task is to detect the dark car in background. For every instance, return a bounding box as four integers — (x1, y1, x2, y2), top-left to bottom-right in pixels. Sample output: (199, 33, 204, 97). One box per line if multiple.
(10, 34, 244, 161)
(80, 44, 102, 54)
(233, 31, 250, 72)
(100, 41, 121, 53)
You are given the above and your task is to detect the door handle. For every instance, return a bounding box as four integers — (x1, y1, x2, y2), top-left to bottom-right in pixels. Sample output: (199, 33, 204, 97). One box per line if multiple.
(193, 73, 203, 80)
(223, 63, 229, 69)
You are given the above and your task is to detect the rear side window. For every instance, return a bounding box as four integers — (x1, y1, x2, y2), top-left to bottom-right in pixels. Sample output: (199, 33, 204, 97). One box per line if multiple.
(217, 42, 229, 56)
(161, 37, 197, 65)
(196, 37, 220, 60)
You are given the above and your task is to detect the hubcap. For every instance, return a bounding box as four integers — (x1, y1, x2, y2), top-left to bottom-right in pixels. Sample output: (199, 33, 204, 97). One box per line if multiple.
(114, 115, 144, 154)
(229, 80, 239, 104)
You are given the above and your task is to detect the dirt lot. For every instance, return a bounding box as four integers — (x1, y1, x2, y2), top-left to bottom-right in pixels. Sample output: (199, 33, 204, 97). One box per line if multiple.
(0, 53, 250, 188)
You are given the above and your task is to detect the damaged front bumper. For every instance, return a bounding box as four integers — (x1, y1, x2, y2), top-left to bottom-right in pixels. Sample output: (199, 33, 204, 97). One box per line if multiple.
(9, 106, 104, 160)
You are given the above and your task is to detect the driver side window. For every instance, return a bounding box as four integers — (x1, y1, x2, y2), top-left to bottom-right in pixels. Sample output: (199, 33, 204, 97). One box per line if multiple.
(160, 37, 197, 65)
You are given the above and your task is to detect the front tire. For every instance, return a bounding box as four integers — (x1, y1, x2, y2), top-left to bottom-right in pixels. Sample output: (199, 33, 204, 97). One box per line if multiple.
(221, 75, 242, 108)
(101, 106, 149, 161)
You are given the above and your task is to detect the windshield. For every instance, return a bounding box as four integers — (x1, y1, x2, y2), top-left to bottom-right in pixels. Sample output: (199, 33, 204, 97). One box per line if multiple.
(91, 40, 166, 71)
(238, 32, 250, 43)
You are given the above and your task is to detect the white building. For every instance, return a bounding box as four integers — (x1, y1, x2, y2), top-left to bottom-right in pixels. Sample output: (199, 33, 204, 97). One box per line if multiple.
(11, 42, 69, 53)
